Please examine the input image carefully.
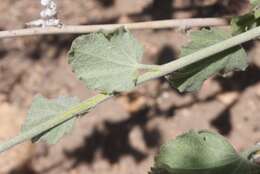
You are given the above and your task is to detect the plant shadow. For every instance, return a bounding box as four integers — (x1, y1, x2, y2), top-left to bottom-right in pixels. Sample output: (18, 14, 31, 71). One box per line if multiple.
(65, 106, 162, 167)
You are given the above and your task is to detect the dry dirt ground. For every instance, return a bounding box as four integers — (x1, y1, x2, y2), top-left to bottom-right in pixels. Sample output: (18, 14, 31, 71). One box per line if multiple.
(0, 0, 260, 174)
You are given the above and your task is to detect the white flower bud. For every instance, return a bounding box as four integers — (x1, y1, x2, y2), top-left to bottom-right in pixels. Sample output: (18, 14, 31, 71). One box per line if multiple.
(49, 1, 57, 10)
(40, 8, 56, 18)
(41, 0, 51, 6)
(27, 0, 62, 28)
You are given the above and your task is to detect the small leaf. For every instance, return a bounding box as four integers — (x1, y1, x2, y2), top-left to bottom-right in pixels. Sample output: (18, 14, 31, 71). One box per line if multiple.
(22, 95, 80, 144)
(167, 28, 248, 92)
(231, 13, 260, 35)
(231, 1, 260, 35)
(150, 130, 260, 174)
(69, 28, 144, 93)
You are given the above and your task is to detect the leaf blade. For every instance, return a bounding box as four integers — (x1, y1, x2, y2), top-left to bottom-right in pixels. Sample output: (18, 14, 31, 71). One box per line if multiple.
(22, 95, 80, 144)
(167, 28, 248, 92)
(68, 28, 144, 93)
(151, 130, 260, 174)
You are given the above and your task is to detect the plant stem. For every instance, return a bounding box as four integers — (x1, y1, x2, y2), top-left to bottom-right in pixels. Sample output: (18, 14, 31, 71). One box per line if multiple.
(0, 18, 228, 39)
(137, 26, 260, 83)
(2, 26, 260, 154)
(0, 93, 111, 153)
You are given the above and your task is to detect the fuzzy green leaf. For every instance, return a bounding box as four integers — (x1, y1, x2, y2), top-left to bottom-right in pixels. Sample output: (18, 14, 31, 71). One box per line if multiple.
(231, 1, 260, 34)
(150, 130, 260, 174)
(21, 95, 80, 144)
(167, 28, 248, 92)
(69, 28, 144, 93)
(231, 12, 260, 35)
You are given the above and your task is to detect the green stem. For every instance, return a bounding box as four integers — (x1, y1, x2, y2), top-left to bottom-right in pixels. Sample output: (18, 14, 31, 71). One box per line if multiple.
(2, 26, 260, 154)
(0, 94, 111, 153)
(138, 26, 260, 83)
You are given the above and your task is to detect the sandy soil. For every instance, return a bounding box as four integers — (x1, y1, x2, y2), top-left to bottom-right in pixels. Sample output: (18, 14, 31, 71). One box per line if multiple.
(0, 0, 259, 174)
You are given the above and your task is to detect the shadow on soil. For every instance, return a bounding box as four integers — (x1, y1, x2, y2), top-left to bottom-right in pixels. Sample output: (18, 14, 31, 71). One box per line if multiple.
(210, 65, 260, 135)
(65, 106, 162, 167)
(129, 0, 247, 21)
(96, 0, 115, 8)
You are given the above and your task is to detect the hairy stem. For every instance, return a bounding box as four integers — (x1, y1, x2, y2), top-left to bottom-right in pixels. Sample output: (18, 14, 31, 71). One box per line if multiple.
(1, 26, 260, 154)
(0, 94, 111, 153)
(0, 18, 228, 39)
(138, 26, 260, 83)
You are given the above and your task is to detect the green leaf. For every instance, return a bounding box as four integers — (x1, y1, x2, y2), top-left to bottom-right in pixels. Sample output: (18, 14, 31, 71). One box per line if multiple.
(21, 95, 80, 144)
(167, 28, 248, 92)
(231, 1, 260, 34)
(231, 12, 260, 35)
(69, 28, 144, 93)
(150, 130, 260, 174)
(250, 0, 260, 16)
